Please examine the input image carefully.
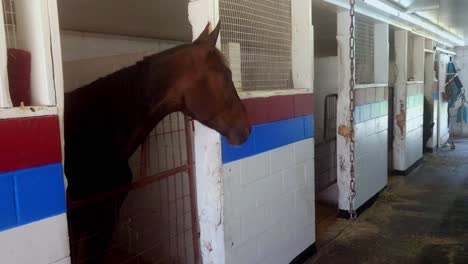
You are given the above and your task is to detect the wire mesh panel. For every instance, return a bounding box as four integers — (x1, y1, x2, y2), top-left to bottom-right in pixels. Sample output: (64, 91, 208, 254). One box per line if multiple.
(219, 0, 293, 90)
(355, 14, 374, 85)
(315, 94, 337, 193)
(68, 113, 199, 264)
(2, 0, 16, 48)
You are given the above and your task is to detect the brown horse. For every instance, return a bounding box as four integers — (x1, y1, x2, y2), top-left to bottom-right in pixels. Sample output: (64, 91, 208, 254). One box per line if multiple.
(64, 22, 250, 263)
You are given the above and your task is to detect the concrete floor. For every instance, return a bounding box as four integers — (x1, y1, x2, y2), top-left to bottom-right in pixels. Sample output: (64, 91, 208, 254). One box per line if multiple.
(307, 138, 468, 264)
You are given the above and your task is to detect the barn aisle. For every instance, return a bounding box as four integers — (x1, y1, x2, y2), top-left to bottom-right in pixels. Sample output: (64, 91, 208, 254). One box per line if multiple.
(307, 138, 468, 264)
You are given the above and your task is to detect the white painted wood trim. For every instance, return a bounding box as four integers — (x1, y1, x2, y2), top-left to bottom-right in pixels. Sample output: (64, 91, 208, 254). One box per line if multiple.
(355, 83, 388, 89)
(0, 0, 12, 108)
(374, 23, 389, 84)
(336, 11, 353, 211)
(238, 88, 312, 99)
(291, 0, 313, 90)
(0, 106, 58, 119)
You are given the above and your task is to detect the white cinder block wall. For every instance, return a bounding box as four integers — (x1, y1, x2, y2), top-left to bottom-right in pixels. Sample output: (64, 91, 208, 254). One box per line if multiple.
(354, 86, 389, 208)
(223, 139, 315, 264)
(405, 83, 424, 167)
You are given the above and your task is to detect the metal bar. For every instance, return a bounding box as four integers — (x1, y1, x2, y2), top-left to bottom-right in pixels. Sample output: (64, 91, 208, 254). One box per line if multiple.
(140, 139, 149, 178)
(185, 116, 200, 264)
(68, 165, 191, 210)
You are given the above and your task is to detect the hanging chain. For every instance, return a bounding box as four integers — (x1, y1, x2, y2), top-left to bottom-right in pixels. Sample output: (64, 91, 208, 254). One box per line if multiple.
(348, 0, 357, 220)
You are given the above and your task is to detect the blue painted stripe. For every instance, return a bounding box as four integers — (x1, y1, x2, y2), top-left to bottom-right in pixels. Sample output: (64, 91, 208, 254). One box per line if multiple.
(221, 115, 314, 163)
(0, 163, 66, 232)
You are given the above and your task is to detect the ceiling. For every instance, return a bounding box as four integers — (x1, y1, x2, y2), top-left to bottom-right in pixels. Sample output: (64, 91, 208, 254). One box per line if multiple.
(387, 0, 468, 44)
(57, 0, 192, 42)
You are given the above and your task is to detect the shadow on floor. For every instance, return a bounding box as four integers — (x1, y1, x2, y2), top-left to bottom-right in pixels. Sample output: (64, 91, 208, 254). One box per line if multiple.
(307, 138, 468, 264)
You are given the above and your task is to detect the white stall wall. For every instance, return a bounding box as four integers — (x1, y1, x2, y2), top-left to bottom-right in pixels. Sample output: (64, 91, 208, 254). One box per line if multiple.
(0, 214, 70, 264)
(453, 47, 468, 136)
(60, 31, 183, 92)
(354, 86, 388, 208)
(314, 56, 338, 143)
(223, 139, 315, 264)
(405, 83, 424, 167)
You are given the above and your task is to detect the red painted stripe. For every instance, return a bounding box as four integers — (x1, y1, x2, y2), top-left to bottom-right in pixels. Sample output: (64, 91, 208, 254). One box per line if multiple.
(243, 93, 314, 125)
(293, 94, 314, 117)
(0, 116, 62, 173)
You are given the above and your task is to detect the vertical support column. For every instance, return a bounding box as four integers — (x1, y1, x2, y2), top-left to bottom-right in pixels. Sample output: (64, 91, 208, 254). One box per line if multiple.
(393, 30, 408, 171)
(424, 40, 436, 149)
(0, 0, 12, 108)
(188, 1, 225, 264)
(424, 40, 437, 149)
(414, 36, 425, 82)
(336, 11, 353, 211)
(292, 0, 313, 90)
(374, 23, 389, 84)
(47, 0, 66, 175)
(15, 0, 55, 106)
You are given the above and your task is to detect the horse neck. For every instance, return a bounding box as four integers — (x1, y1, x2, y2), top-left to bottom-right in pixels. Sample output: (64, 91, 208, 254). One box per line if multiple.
(65, 60, 178, 159)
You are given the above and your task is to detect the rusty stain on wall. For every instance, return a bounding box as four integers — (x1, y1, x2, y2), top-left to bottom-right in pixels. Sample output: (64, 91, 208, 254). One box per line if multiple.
(338, 125, 353, 142)
(396, 100, 406, 138)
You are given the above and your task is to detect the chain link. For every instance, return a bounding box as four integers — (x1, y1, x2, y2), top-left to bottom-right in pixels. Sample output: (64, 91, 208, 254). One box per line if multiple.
(348, 0, 357, 220)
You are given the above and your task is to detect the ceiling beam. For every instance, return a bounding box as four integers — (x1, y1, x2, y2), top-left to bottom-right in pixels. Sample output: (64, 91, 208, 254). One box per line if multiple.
(323, 0, 464, 47)
(406, 4, 439, 13)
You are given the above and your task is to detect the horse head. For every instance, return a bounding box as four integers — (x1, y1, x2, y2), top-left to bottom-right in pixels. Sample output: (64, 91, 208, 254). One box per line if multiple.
(175, 22, 251, 145)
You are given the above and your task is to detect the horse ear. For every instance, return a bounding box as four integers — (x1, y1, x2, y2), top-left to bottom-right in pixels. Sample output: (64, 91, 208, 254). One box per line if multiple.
(205, 21, 221, 48)
(194, 22, 211, 44)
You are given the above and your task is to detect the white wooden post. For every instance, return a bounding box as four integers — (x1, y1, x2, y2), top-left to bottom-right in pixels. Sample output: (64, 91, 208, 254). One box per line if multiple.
(0, 0, 12, 108)
(188, 1, 225, 263)
(292, 0, 313, 90)
(424, 39, 437, 149)
(15, 0, 55, 106)
(374, 23, 389, 84)
(414, 36, 425, 82)
(47, 0, 67, 183)
(393, 30, 408, 171)
(336, 11, 353, 211)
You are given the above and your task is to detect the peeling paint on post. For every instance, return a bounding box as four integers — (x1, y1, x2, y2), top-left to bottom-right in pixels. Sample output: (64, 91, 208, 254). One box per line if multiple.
(193, 122, 225, 264)
(336, 11, 353, 212)
(393, 30, 408, 171)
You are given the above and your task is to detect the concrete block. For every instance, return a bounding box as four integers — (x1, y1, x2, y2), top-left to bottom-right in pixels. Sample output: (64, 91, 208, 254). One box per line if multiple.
(241, 153, 270, 185)
(270, 144, 295, 173)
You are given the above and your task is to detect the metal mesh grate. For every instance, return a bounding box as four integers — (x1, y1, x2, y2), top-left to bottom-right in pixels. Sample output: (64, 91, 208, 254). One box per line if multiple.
(2, 0, 16, 48)
(219, 0, 293, 90)
(68, 113, 199, 264)
(355, 15, 374, 84)
(407, 34, 416, 81)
